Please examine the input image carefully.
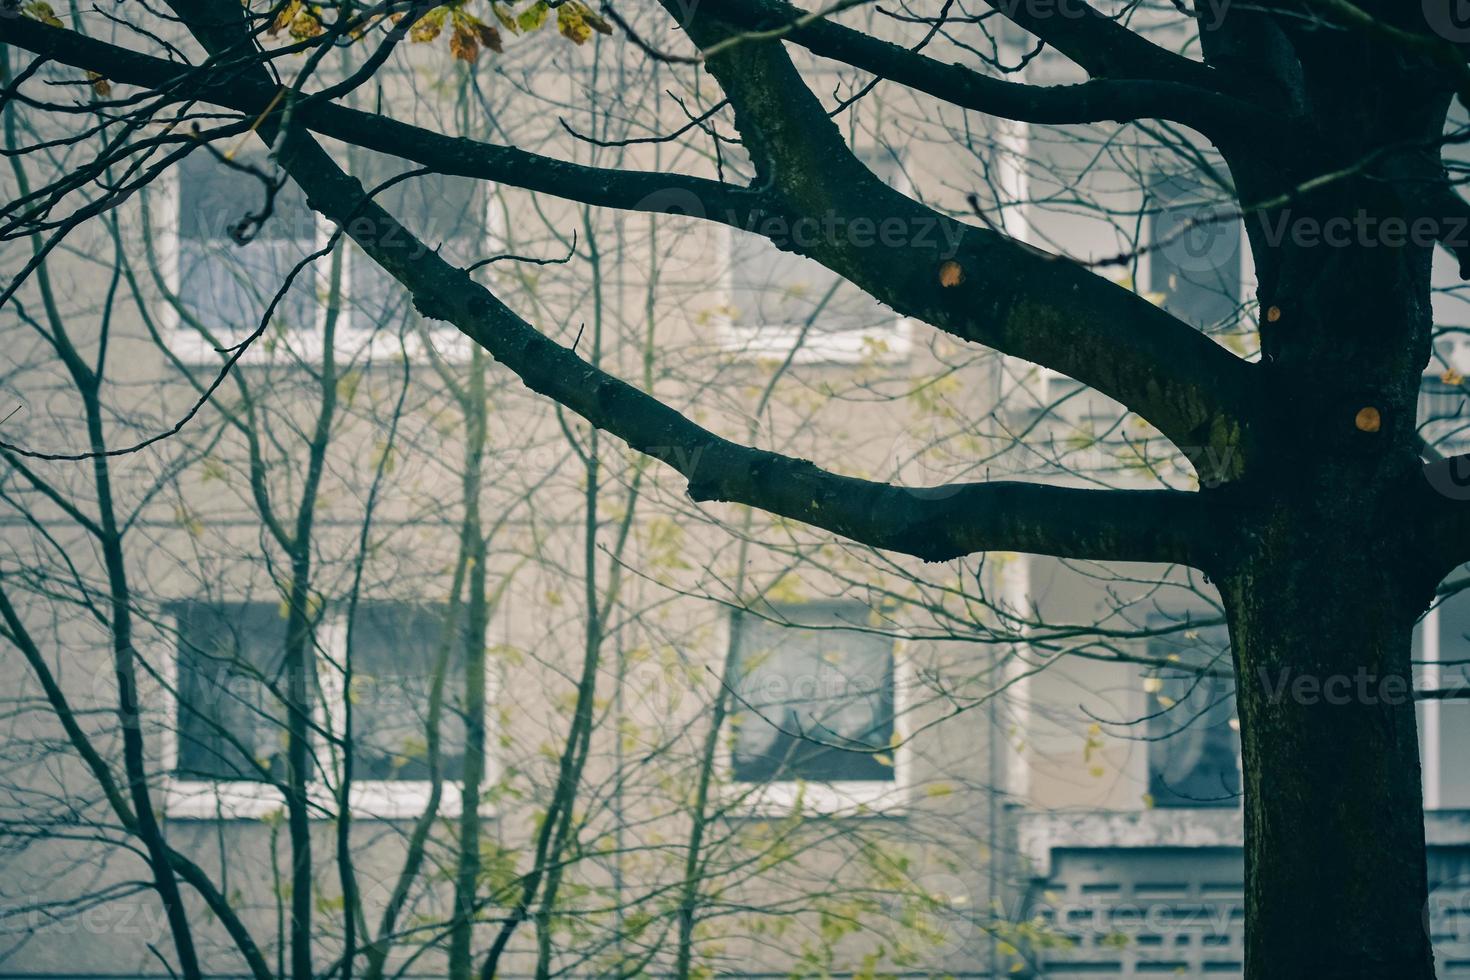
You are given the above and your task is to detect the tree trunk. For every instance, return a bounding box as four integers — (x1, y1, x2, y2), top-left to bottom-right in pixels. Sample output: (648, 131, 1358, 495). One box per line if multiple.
(1221, 161, 1443, 974)
(1213, 37, 1453, 966)
(1224, 550, 1435, 979)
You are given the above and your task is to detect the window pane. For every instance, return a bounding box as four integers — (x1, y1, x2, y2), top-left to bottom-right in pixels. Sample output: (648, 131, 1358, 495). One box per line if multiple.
(728, 238, 895, 334)
(730, 602, 895, 783)
(1419, 375, 1470, 461)
(1147, 172, 1242, 328)
(347, 603, 467, 781)
(1439, 583, 1470, 808)
(1145, 619, 1240, 807)
(348, 154, 485, 330)
(174, 602, 296, 782)
(729, 153, 898, 336)
(177, 152, 317, 335)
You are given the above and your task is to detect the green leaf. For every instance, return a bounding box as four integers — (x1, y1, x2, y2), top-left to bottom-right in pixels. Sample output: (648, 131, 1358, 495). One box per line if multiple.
(517, 1, 549, 32)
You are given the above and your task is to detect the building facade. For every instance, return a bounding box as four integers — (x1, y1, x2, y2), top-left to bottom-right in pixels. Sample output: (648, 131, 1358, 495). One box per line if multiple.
(0, 9, 1467, 980)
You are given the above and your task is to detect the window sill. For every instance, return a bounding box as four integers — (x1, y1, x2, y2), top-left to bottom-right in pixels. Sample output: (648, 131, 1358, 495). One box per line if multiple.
(163, 779, 491, 821)
(717, 320, 912, 365)
(162, 326, 474, 366)
(1017, 808, 1243, 877)
(722, 779, 908, 817)
(1018, 807, 1470, 877)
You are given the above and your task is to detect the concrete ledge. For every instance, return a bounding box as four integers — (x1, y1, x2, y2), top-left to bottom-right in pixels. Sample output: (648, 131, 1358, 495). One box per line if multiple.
(1018, 808, 1470, 877)
(1018, 809, 1242, 878)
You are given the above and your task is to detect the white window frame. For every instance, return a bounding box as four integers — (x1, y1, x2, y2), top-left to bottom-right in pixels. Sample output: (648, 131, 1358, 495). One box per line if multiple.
(714, 613, 913, 816)
(150, 159, 495, 365)
(1422, 604, 1445, 810)
(159, 605, 498, 821)
(1421, 337, 1470, 457)
(1419, 581, 1470, 811)
(716, 155, 914, 365)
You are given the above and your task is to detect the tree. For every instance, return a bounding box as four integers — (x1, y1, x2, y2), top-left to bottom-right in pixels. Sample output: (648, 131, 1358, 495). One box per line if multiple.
(3, 0, 1470, 977)
(0, 34, 1021, 979)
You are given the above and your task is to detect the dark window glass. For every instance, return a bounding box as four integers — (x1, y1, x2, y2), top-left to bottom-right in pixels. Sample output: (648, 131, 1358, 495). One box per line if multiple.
(177, 151, 317, 334)
(347, 603, 467, 781)
(1148, 172, 1242, 328)
(1418, 375, 1470, 457)
(348, 154, 484, 330)
(1438, 583, 1470, 808)
(729, 602, 895, 783)
(174, 602, 297, 782)
(1145, 619, 1240, 807)
(729, 152, 899, 336)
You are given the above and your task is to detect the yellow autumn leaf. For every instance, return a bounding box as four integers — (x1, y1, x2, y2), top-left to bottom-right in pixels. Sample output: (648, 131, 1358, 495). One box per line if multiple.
(289, 8, 324, 39)
(23, 1, 64, 26)
(575, 1, 612, 35)
(556, 2, 590, 43)
(410, 6, 448, 42)
(872, 753, 894, 768)
(86, 72, 112, 98)
(1444, 368, 1465, 387)
(517, 1, 549, 32)
(270, 0, 301, 35)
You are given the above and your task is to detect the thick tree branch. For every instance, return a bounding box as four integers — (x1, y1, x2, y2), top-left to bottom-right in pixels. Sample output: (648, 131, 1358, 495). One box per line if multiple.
(981, 0, 1223, 88)
(674, 10, 1259, 463)
(166, 0, 1227, 571)
(28, 0, 1228, 569)
(272, 129, 1219, 566)
(698, 0, 1276, 142)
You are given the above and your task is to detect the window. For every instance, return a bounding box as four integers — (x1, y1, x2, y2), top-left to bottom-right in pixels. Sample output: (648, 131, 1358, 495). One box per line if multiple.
(1011, 148, 1247, 478)
(726, 602, 903, 812)
(721, 151, 911, 362)
(341, 602, 467, 782)
(344, 152, 486, 348)
(1147, 171, 1244, 329)
(1419, 341, 1470, 456)
(1144, 619, 1241, 808)
(176, 150, 319, 338)
(165, 150, 490, 361)
(164, 600, 487, 819)
(1417, 578, 1470, 809)
(173, 602, 299, 783)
